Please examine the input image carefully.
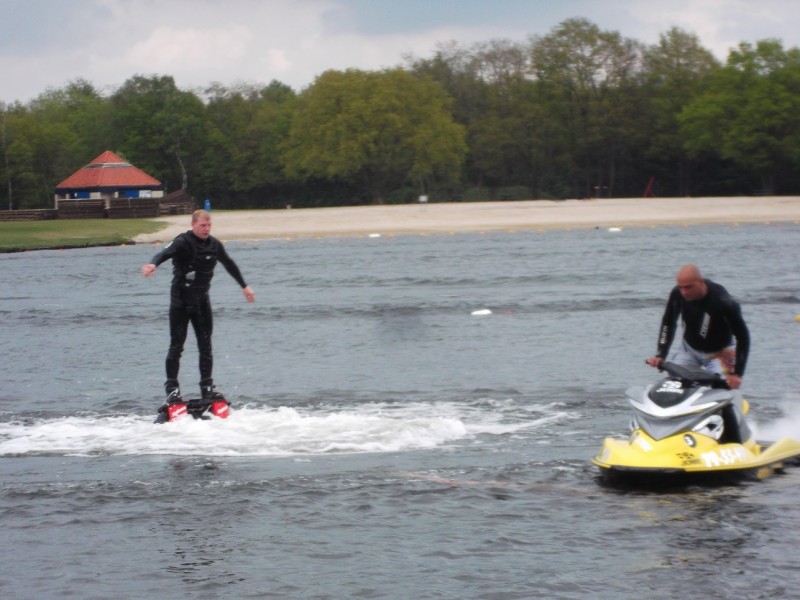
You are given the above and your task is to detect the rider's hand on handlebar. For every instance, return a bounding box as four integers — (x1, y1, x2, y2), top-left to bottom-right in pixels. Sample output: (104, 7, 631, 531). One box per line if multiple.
(645, 356, 663, 368)
(726, 374, 742, 389)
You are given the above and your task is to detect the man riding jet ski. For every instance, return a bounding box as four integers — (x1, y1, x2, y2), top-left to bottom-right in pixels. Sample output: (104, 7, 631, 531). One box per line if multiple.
(592, 362, 800, 483)
(645, 264, 749, 390)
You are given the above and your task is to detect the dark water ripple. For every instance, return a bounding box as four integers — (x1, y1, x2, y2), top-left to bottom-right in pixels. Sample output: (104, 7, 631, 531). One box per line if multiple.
(2, 223, 800, 598)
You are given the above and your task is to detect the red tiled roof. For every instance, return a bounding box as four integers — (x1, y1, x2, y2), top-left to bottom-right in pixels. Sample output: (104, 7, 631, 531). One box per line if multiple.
(55, 151, 161, 190)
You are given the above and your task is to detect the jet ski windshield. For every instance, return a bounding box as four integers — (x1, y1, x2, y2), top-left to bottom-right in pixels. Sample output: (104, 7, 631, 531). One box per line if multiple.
(647, 362, 727, 408)
(648, 377, 695, 408)
(626, 362, 736, 440)
(659, 362, 727, 389)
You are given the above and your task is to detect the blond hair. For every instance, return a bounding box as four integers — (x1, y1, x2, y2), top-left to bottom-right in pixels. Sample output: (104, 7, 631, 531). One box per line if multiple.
(192, 209, 211, 222)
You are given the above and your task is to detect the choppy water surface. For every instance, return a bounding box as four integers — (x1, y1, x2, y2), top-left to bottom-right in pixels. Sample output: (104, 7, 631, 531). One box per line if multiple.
(2, 222, 799, 599)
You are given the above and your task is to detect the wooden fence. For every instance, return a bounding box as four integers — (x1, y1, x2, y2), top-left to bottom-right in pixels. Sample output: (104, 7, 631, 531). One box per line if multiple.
(57, 200, 106, 219)
(1, 197, 188, 221)
(107, 198, 159, 219)
(158, 190, 196, 215)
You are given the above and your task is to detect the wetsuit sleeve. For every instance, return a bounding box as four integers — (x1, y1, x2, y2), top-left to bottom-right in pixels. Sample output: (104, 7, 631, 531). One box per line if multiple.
(217, 242, 248, 288)
(727, 301, 750, 376)
(149, 234, 187, 267)
(655, 287, 681, 359)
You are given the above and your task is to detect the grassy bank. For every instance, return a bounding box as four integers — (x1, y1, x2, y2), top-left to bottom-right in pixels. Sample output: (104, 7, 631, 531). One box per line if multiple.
(0, 219, 167, 252)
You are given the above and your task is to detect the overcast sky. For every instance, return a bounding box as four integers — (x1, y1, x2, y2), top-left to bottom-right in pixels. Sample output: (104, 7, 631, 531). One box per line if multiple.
(2, 0, 799, 104)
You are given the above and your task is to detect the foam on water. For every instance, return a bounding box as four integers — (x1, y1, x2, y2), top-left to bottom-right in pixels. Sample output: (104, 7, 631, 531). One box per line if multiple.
(0, 400, 570, 457)
(750, 392, 800, 441)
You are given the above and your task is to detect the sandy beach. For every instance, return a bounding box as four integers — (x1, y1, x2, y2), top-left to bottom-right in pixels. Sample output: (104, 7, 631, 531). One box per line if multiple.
(133, 196, 800, 243)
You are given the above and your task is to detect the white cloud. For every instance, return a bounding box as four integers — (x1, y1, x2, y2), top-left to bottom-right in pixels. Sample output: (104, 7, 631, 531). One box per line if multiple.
(624, 0, 799, 57)
(127, 26, 252, 72)
(266, 49, 292, 73)
(2, 0, 800, 103)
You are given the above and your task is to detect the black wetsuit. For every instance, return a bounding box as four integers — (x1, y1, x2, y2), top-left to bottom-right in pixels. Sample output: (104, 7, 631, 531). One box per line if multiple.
(150, 231, 248, 388)
(655, 279, 750, 376)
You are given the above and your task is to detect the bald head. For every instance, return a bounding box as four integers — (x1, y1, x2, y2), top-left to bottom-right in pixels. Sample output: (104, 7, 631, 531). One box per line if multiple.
(676, 264, 707, 301)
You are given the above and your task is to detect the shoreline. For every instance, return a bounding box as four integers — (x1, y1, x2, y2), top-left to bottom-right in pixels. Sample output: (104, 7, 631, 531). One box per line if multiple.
(134, 196, 800, 243)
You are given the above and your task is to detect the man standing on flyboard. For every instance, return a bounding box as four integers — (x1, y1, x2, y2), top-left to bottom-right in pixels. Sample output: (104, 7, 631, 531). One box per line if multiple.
(141, 209, 255, 407)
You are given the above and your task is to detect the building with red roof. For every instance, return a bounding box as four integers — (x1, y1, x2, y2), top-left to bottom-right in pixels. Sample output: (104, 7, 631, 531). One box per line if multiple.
(54, 151, 163, 209)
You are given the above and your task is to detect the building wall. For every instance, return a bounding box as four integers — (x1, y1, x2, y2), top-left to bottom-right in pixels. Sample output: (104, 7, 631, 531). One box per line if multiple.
(55, 189, 164, 208)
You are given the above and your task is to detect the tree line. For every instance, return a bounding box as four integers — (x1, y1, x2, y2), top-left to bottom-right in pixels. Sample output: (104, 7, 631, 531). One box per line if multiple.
(3, 17, 800, 211)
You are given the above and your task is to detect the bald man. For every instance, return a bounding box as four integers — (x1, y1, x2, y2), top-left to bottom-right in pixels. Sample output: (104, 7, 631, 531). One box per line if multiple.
(646, 264, 749, 389)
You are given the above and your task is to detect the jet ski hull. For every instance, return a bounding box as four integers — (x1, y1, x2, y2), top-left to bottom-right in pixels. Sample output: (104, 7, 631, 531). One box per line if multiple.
(593, 430, 800, 484)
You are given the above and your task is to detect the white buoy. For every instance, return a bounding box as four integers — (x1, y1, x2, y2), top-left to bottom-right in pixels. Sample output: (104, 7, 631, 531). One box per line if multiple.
(608, 227, 622, 232)
(471, 309, 492, 316)
(368, 233, 381, 238)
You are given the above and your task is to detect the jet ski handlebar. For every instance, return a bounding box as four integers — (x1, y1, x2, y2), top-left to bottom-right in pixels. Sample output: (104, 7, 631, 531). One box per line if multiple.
(659, 361, 730, 389)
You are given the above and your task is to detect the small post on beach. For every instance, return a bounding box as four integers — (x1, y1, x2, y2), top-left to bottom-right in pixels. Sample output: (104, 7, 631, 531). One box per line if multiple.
(643, 176, 656, 198)
(418, 195, 428, 212)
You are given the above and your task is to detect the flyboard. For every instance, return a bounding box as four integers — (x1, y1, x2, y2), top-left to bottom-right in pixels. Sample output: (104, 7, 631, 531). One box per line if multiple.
(155, 397, 230, 424)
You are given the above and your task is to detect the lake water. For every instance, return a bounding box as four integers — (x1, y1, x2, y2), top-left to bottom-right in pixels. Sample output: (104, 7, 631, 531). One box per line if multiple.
(2, 222, 800, 599)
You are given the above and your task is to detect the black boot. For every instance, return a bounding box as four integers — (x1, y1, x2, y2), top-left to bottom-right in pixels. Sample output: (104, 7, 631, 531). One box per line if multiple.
(164, 379, 183, 403)
(200, 381, 225, 401)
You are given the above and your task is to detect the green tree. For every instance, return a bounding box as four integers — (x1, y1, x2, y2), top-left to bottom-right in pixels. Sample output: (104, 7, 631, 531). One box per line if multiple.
(27, 80, 112, 201)
(0, 102, 40, 209)
(200, 81, 296, 208)
(0, 81, 113, 208)
(679, 40, 800, 194)
(282, 68, 466, 204)
(456, 39, 535, 194)
(642, 28, 719, 195)
(528, 18, 647, 197)
(407, 40, 518, 197)
(110, 75, 207, 193)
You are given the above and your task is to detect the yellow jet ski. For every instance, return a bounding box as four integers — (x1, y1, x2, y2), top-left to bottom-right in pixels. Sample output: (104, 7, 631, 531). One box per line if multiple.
(593, 362, 800, 485)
